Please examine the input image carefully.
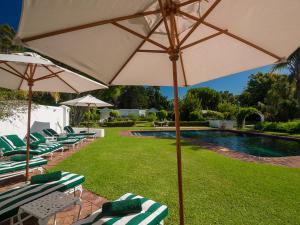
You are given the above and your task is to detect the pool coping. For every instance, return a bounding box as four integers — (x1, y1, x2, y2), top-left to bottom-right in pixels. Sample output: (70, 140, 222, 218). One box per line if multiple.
(122, 128, 300, 168)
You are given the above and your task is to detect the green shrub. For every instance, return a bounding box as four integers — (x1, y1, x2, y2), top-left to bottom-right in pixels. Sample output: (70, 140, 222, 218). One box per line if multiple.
(128, 114, 139, 122)
(157, 110, 168, 121)
(255, 121, 300, 134)
(189, 110, 203, 121)
(146, 112, 157, 122)
(109, 110, 120, 119)
(205, 110, 224, 120)
(104, 121, 135, 127)
(168, 121, 209, 127)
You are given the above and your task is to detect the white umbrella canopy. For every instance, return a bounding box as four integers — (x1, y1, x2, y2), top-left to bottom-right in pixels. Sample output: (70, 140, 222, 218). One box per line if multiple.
(0, 52, 107, 180)
(60, 95, 112, 131)
(15, 1, 300, 224)
(15, 0, 300, 86)
(60, 94, 112, 107)
(0, 52, 106, 93)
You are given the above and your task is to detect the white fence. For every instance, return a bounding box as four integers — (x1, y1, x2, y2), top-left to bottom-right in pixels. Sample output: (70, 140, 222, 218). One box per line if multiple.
(0, 104, 70, 138)
(208, 120, 235, 129)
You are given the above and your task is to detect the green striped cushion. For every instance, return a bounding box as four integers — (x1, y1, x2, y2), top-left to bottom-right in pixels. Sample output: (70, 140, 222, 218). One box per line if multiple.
(31, 132, 47, 143)
(73, 193, 168, 225)
(43, 129, 54, 137)
(0, 137, 14, 153)
(4, 135, 26, 147)
(0, 172, 85, 220)
(64, 126, 74, 134)
(0, 157, 47, 174)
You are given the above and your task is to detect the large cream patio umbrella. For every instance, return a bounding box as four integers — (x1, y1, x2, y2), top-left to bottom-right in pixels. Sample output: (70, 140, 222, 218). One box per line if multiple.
(15, 1, 300, 224)
(0, 52, 107, 180)
(60, 94, 112, 131)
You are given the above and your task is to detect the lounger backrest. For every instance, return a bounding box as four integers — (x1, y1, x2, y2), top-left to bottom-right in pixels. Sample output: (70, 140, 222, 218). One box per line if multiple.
(31, 132, 46, 143)
(0, 137, 14, 153)
(43, 129, 53, 137)
(64, 126, 75, 134)
(4, 135, 26, 148)
(47, 128, 58, 136)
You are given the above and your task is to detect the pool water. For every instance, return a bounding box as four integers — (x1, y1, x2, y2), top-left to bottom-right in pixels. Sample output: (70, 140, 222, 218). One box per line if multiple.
(132, 130, 300, 157)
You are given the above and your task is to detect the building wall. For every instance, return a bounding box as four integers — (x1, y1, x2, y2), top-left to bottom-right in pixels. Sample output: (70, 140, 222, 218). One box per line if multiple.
(0, 104, 70, 138)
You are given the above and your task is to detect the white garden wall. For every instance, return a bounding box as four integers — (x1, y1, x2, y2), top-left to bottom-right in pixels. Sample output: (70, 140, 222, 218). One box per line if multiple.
(0, 104, 70, 138)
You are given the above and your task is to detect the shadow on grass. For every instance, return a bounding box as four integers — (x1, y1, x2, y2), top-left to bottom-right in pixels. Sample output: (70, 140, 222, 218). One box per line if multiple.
(170, 138, 205, 151)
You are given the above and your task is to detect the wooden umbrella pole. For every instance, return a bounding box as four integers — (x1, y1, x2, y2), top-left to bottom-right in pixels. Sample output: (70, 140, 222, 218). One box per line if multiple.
(171, 53, 185, 225)
(168, 1, 185, 224)
(25, 80, 33, 180)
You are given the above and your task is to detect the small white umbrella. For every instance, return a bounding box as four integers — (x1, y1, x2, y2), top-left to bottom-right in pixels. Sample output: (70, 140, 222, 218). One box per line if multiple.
(60, 94, 112, 131)
(0, 52, 107, 180)
(15, 1, 300, 223)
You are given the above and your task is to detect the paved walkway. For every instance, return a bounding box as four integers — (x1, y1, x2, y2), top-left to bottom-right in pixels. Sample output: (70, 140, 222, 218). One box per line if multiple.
(0, 139, 107, 225)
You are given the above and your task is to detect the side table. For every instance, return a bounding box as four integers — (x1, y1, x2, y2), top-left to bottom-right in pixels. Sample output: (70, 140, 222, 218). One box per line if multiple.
(18, 191, 82, 225)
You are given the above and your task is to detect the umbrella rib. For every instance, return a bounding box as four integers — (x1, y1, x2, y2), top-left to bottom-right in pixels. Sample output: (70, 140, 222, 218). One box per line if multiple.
(112, 22, 168, 50)
(33, 70, 65, 82)
(181, 30, 226, 50)
(176, 0, 202, 8)
(3, 62, 27, 78)
(174, 18, 188, 86)
(42, 65, 80, 93)
(158, 0, 173, 48)
(18, 64, 30, 90)
(21, 10, 161, 43)
(179, 0, 222, 47)
(0, 66, 25, 80)
(179, 10, 282, 60)
(137, 49, 167, 53)
(108, 19, 163, 85)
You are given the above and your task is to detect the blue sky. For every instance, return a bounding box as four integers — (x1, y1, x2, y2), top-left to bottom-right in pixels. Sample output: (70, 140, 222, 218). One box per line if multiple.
(0, 0, 277, 99)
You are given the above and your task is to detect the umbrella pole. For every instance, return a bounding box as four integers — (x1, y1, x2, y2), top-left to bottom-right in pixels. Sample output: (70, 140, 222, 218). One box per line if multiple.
(170, 52, 185, 225)
(25, 82, 33, 180)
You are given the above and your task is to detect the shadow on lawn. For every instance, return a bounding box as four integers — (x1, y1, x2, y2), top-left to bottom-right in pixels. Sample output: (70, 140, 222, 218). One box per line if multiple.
(170, 139, 205, 151)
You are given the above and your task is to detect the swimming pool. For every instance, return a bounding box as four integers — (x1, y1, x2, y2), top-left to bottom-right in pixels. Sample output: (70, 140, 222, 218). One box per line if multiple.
(132, 130, 300, 157)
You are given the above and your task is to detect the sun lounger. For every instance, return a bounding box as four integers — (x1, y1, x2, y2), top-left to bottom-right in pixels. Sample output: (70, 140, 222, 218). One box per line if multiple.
(30, 132, 64, 153)
(0, 135, 54, 157)
(46, 128, 86, 141)
(0, 157, 47, 181)
(73, 193, 168, 225)
(64, 126, 96, 139)
(0, 171, 85, 223)
(42, 129, 82, 149)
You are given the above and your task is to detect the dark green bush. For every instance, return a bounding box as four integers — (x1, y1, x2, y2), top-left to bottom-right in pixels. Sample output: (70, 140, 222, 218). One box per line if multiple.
(104, 121, 135, 127)
(168, 121, 209, 127)
(255, 121, 300, 134)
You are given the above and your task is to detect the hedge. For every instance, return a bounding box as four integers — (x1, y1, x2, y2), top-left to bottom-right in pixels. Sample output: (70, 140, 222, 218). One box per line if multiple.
(255, 121, 300, 134)
(104, 121, 135, 127)
(167, 121, 209, 127)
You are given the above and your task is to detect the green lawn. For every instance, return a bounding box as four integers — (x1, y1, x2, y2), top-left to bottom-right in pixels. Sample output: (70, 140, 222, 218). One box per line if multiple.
(52, 127, 300, 224)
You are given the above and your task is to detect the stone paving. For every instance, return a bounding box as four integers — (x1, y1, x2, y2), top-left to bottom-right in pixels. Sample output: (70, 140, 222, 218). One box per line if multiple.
(0, 139, 107, 225)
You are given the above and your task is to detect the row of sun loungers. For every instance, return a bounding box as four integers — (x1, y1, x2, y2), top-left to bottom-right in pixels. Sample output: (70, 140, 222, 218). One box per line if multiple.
(0, 127, 168, 224)
(0, 126, 91, 182)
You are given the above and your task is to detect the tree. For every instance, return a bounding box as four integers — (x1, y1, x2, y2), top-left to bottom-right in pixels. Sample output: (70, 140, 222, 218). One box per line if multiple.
(118, 86, 148, 109)
(217, 102, 238, 120)
(180, 91, 201, 121)
(272, 47, 300, 109)
(220, 91, 237, 104)
(238, 73, 277, 107)
(189, 87, 222, 110)
(146, 87, 170, 110)
(261, 75, 298, 121)
(0, 24, 24, 53)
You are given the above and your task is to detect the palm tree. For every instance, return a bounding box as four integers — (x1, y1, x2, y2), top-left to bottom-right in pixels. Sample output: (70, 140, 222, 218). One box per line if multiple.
(272, 47, 300, 108)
